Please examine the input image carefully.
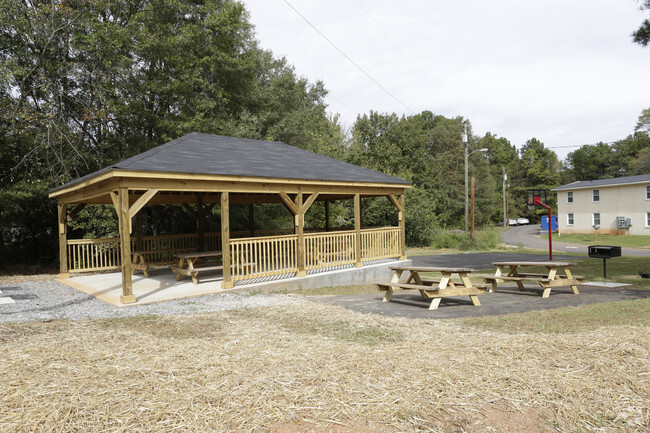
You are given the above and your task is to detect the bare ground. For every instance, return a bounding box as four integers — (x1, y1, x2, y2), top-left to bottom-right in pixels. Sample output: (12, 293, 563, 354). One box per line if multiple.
(0, 299, 648, 432)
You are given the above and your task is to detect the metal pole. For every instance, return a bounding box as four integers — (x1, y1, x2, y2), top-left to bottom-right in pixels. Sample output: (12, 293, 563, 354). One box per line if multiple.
(536, 199, 553, 261)
(464, 140, 468, 233)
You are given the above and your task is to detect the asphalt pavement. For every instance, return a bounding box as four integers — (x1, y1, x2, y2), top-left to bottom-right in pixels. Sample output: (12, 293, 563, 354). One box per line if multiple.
(501, 224, 650, 257)
(310, 226, 650, 320)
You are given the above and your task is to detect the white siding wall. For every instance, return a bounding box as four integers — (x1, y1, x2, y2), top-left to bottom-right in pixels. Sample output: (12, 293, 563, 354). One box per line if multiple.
(556, 183, 650, 235)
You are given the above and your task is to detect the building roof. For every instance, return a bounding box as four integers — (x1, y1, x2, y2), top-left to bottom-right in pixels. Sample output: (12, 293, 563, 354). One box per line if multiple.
(552, 174, 650, 191)
(50, 133, 410, 193)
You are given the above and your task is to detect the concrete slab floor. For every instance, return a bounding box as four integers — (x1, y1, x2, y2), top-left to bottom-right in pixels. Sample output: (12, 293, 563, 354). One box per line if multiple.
(56, 260, 404, 307)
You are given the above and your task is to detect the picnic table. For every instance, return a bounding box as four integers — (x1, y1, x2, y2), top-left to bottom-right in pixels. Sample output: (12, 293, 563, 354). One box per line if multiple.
(172, 251, 223, 285)
(377, 266, 488, 310)
(132, 248, 195, 277)
(484, 261, 583, 298)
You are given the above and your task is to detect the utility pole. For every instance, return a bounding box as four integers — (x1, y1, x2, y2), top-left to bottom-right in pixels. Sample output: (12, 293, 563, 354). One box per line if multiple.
(503, 169, 507, 227)
(463, 126, 469, 233)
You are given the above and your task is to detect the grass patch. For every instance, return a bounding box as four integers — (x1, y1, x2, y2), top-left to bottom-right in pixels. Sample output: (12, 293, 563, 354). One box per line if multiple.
(553, 233, 650, 248)
(571, 256, 650, 290)
(97, 314, 224, 339)
(266, 284, 379, 297)
(458, 298, 650, 333)
(284, 318, 403, 346)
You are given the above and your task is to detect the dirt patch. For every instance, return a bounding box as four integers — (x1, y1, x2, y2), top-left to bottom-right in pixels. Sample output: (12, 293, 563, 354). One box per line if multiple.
(0, 303, 648, 432)
(0, 273, 57, 285)
(270, 418, 395, 433)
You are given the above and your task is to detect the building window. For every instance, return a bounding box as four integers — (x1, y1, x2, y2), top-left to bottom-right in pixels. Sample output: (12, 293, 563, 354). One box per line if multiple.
(568, 213, 574, 225)
(647, 212, 650, 227)
(593, 213, 600, 226)
(646, 185, 650, 200)
(567, 191, 573, 203)
(592, 189, 600, 202)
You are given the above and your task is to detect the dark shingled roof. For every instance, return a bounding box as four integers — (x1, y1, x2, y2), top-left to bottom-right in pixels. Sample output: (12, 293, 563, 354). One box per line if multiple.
(552, 174, 650, 191)
(51, 133, 410, 192)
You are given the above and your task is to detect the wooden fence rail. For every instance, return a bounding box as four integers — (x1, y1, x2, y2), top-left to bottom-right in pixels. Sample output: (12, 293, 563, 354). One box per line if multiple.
(230, 234, 298, 282)
(66, 227, 402, 276)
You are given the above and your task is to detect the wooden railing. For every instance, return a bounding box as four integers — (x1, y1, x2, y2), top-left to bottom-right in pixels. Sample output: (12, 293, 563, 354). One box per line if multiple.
(66, 227, 402, 276)
(304, 230, 356, 270)
(361, 227, 402, 261)
(230, 234, 298, 282)
(67, 238, 122, 273)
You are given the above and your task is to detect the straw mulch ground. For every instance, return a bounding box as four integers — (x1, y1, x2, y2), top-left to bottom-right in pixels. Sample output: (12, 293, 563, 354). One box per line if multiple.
(1, 301, 648, 432)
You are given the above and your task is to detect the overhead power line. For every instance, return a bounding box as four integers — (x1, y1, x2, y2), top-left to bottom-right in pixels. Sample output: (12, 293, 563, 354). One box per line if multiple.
(546, 141, 616, 150)
(281, 0, 415, 115)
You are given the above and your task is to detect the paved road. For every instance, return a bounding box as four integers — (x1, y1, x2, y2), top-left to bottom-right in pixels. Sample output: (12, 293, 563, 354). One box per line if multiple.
(501, 224, 650, 257)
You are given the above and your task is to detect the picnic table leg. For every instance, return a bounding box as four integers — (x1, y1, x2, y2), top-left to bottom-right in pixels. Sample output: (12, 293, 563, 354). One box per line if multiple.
(510, 266, 526, 291)
(540, 267, 558, 298)
(175, 258, 184, 281)
(489, 266, 504, 292)
(428, 297, 442, 310)
(382, 269, 402, 302)
(564, 267, 580, 294)
(188, 258, 199, 285)
(459, 273, 481, 306)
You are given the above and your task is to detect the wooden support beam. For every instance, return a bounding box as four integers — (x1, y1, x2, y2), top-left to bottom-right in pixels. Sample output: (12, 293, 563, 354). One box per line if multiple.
(387, 194, 404, 213)
(109, 191, 119, 213)
(354, 193, 363, 268)
(57, 203, 69, 278)
(248, 204, 255, 237)
(181, 202, 198, 217)
(398, 194, 406, 260)
(129, 189, 158, 220)
(118, 187, 135, 304)
(67, 203, 86, 222)
(302, 192, 319, 214)
(325, 200, 330, 232)
(278, 191, 299, 215)
(221, 192, 233, 289)
(197, 195, 205, 252)
(295, 191, 306, 277)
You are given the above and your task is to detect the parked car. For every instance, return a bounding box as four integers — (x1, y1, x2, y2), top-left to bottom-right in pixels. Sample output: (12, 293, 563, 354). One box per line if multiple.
(505, 218, 518, 226)
(516, 217, 529, 225)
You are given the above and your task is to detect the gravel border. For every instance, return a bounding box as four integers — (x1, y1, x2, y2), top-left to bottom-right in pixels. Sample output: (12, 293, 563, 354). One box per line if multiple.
(0, 280, 307, 323)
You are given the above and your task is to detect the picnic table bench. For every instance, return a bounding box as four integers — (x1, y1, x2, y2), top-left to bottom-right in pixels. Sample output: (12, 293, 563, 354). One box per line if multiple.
(484, 261, 583, 298)
(172, 251, 224, 285)
(377, 266, 487, 310)
(132, 248, 195, 277)
(172, 251, 256, 285)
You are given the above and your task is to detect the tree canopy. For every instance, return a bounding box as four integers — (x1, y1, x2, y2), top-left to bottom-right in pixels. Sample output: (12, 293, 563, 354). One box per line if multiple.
(1, 0, 649, 265)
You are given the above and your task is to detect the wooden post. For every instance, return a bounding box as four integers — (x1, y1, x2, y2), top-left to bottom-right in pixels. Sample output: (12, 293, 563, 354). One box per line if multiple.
(135, 211, 143, 252)
(296, 191, 306, 277)
(221, 192, 233, 289)
(354, 194, 362, 267)
(248, 203, 255, 237)
(197, 195, 205, 252)
(398, 194, 406, 260)
(57, 203, 69, 278)
(118, 188, 135, 304)
(325, 200, 330, 232)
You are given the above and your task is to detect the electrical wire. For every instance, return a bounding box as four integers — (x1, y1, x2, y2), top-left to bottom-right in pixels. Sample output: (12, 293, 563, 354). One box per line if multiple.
(281, 0, 415, 114)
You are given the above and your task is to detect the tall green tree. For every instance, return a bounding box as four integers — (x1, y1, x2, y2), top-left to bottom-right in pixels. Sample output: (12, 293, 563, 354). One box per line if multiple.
(633, 0, 650, 46)
(0, 0, 343, 265)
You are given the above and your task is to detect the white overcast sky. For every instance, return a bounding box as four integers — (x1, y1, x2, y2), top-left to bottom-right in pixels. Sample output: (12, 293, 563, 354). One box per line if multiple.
(242, 0, 650, 160)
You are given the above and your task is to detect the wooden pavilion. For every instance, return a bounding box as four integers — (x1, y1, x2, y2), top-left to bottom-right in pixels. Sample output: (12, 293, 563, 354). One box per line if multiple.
(49, 133, 411, 304)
